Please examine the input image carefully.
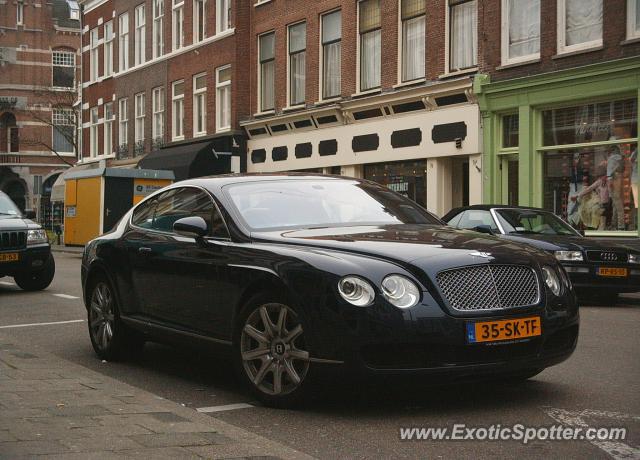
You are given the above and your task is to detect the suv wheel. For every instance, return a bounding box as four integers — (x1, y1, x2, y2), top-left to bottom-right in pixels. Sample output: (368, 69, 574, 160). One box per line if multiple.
(14, 255, 55, 291)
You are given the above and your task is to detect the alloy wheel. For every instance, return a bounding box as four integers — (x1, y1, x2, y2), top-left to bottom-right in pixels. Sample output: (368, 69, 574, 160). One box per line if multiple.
(240, 303, 310, 396)
(89, 282, 115, 351)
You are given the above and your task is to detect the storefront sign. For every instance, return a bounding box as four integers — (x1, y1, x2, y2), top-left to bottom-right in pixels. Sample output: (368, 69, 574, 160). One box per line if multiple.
(134, 183, 163, 197)
(66, 206, 77, 218)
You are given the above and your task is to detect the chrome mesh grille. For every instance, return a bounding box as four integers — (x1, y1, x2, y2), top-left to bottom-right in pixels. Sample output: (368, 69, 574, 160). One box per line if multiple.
(436, 265, 539, 311)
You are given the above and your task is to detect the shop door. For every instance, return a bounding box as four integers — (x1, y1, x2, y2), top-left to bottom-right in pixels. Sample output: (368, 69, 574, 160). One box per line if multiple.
(451, 158, 469, 208)
(501, 156, 519, 206)
(103, 177, 134, 233)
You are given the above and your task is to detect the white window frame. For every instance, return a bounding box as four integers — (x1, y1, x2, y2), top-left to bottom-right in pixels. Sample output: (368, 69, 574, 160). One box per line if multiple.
(319, 9, 342, 101)
(118, 97, 128, 148)
(119, 13, 130, 71)
(258, 31, 275, 113)
(104, 102, 114, 156)
(193, 73, 207, 137)
(357, 0, 382, 93)
(398, 0, 426, 83)
(153, 0, 164, 58)
(216, 0, 230, 34)
(90, 28, 100, 82)
(194, 0, 206, 43)
(134, 4, 146, 66)
(134, 92, 145, 143)
(90, 107, 99, 157)
(152, 87, 165, 143)
(446, 0, 478, 73)
(104, 21, 114, 77)
(287, 21, 306, 107)
(628, 0, 640, 40)
(52, 50, 75, 88)
(52, 108, 75, 154)
(557, 0, 603, 55)
(172, 0, 184, 51)
(501, 0, 540, 66)
(216, 65, 231, 132)
(17, 1, 24, 25)
(172, 80, 185, 140)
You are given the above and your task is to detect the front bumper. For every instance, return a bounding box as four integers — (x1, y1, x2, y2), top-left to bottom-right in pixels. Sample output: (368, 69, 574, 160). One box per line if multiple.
(0, 244, 52, 276)
(563, 263, 640, 293)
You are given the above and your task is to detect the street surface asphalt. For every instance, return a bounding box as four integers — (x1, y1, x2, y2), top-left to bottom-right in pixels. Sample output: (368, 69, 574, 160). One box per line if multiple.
(0, 252, 638, 459)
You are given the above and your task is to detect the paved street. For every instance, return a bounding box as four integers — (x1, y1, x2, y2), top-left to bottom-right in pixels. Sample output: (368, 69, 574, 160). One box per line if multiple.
(1, 251, 639, 459)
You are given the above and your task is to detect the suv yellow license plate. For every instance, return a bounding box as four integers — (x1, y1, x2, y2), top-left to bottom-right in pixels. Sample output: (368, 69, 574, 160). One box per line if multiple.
(467, 317, 542, 344)
(0, 253, 19, 263)
(597, 267, 627, 277)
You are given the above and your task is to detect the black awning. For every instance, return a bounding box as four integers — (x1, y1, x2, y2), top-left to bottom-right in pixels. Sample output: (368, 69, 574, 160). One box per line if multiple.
(138, 139, 232, 181)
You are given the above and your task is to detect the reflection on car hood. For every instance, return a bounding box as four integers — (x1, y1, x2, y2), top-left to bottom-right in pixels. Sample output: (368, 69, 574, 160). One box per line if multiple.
(253, 224, 547, 265)
(0, 216, 31, 230)
(501, 233, 639, 253)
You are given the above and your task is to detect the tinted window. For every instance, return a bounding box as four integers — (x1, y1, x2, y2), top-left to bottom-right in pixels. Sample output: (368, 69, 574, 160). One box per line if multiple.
(495, 209, 578, 236)
(225, 179, 441, 231)
(0, 192, 21, 218)
(446, 211, 463, 228)
(132, 188, 228, 238)
(457, 210, 498, 231)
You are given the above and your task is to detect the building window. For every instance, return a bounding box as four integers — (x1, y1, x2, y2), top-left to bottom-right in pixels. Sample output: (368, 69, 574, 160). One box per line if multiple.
(172, 0, 184, 50)
(90, 107, 99, 157)
(135, 93, 145, 144)
(119, 13, 130, 71)
(152, 87, 165, 144)
(193, 73, 207, 136)
(259, 32, 275, 112)
(135, 4, 146, 66)
(104, 21, 114, 77)
(288, 22, 306, 106)
(118, 98, 128, 148)
(502, 114, 519, 148)
(172, 80, 184, 139)
(216, 65, 231, 131)
(627, 0, 640, 40)
(90, 28, 99, 82)
(541, 99, 638, 233)
(216, 0, 230, 34)
(104, 102, 114, 155)
(359, 0, 381, 91)
(401, 0, 426, 82)
(558, 0, 603, 54)
(194, 0, 206, 42)
(68, 0, 80, 20)
(364, 160, 428, 208)
(449, 0, 477, 71)
(17, 1, 24, 26)
(33, 176, 43, 196)
(321, 10, 341, 100)
(153, 0, 164, 58)
(52, 51, 75, 88)
(501, 0, 540, 64)
(52, 108, 75, 154)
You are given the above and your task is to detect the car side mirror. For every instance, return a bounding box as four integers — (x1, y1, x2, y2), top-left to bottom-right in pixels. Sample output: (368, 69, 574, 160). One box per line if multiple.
(473, 225, 495, 235)
(173, 216, 208, 239)
(24, 210, 36, 219)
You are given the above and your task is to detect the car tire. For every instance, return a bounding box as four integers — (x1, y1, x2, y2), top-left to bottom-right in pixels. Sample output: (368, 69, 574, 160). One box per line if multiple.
(87, 275, 144, 361)
(14, 255, 55, 291)
(233, 294, 315, 408)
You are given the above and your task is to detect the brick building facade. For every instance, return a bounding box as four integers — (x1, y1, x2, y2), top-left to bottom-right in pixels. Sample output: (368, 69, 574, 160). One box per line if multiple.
(0, 0, 80, 220)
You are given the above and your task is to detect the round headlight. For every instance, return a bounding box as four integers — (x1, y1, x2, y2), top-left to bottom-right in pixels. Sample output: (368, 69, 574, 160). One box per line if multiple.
(381, 275, 420, 309)
(338, 276, 375, 307)
(542, 266, 561, 296)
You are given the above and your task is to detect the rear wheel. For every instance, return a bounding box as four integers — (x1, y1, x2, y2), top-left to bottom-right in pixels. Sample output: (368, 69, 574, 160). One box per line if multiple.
(87, 276, 144, 361)
(234, 298, 313, 408)
(14, 255, 55, 291)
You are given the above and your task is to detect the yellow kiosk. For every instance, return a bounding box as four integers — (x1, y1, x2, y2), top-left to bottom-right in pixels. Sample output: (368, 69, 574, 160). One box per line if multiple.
(63, 168, 174, 246)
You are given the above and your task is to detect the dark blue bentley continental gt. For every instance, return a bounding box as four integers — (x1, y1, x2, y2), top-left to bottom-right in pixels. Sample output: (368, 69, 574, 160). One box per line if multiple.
(81, 174, 579, 407)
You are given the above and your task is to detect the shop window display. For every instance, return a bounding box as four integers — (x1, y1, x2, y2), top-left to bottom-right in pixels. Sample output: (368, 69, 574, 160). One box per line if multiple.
(364, 160, 427, 208)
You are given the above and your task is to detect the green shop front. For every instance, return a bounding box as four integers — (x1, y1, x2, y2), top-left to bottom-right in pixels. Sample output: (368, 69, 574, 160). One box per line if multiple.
(475, 58, 639, 237)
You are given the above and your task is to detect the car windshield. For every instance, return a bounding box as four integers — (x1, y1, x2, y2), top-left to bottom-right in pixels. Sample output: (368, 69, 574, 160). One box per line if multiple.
(225, 179, 441, 231)
(0, 193, 21, 218)
(495, 209, 579, 236)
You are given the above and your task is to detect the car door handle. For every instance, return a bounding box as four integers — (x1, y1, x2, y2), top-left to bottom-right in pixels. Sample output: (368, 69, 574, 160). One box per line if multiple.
(138, 247, 153, 254)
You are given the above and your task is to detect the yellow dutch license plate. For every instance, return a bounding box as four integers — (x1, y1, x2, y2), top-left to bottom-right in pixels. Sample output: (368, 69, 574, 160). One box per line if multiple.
(0, 253, 19, 263)
(467, 316, 541, 344)
(597, 267, 628, 277)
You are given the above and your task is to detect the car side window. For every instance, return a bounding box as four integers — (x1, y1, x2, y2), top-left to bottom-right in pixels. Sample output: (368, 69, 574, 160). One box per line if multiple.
(131, 198, 158, 229)
(446, 212, 463, 228)
(457, 210, 498, 231)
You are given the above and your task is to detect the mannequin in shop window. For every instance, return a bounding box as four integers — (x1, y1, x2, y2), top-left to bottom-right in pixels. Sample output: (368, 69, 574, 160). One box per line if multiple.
(572, 166, 609, 231)
(605, 144, 625, 231)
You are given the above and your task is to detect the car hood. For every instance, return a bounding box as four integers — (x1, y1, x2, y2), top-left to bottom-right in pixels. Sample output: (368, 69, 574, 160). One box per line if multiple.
(0, 216, 34, 230)
(253, 224, 549, 267)
(501, 233, 638, 253)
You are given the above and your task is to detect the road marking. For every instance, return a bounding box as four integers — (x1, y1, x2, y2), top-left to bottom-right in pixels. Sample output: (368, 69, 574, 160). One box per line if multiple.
(544, 407, 640, 460)
(52, 293, 80, 300)
(0, 319, 84, 329)
(0, 281, 15, 286)
(196, 403, 255, 413)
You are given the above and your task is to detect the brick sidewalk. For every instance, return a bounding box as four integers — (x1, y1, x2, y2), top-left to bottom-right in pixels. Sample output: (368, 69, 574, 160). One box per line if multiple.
(0, 335, 314, 459)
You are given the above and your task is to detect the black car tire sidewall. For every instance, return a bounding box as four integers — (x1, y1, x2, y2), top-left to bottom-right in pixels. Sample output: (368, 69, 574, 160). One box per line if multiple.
(13, 255, 55, 291)
(87, 275, 143, 361)
(233, 293, 316, 409)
